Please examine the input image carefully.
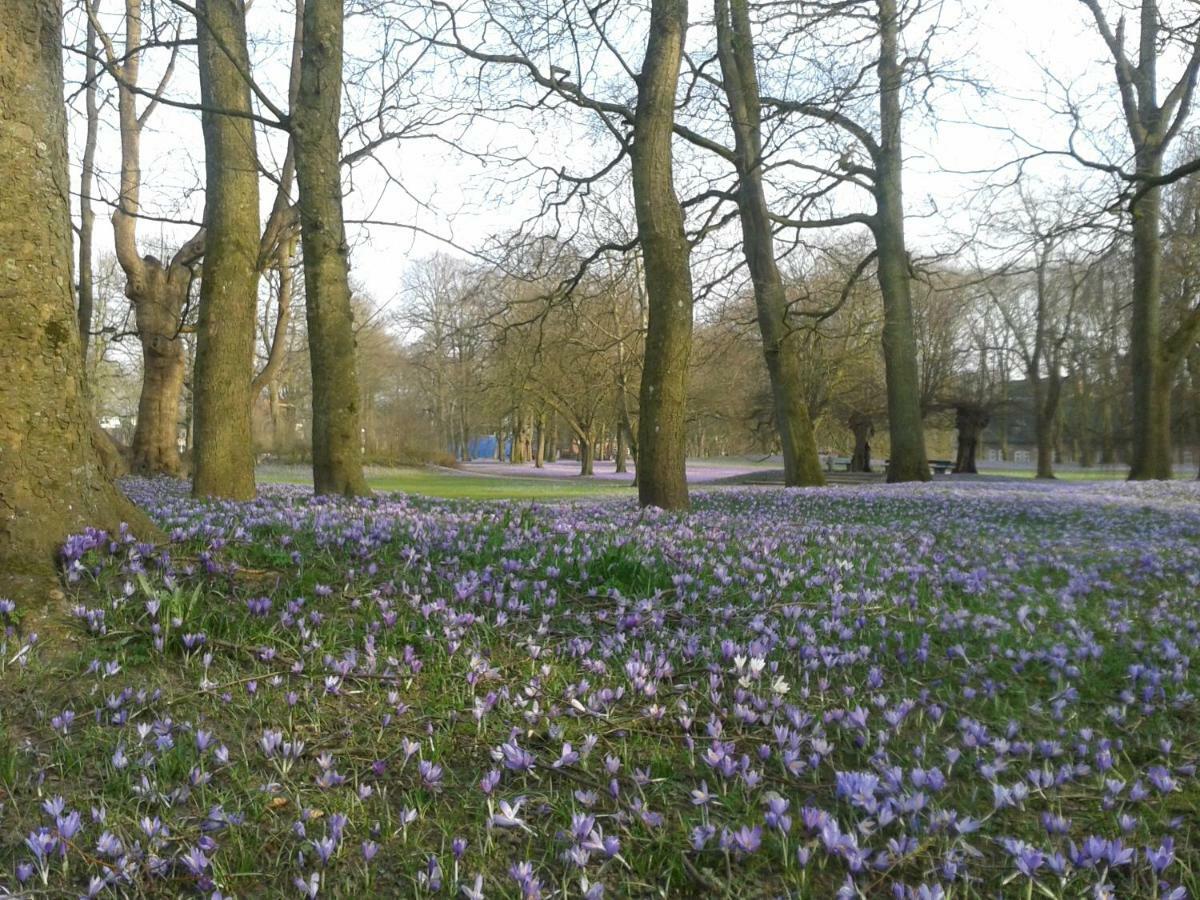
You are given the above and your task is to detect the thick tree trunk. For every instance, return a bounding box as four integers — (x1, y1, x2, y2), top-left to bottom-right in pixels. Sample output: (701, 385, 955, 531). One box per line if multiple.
(633, 0, 693, 510)
(876, 0, 930, 483)
(848, 412, 873, 473)
(715, 0, 824, 488)
(1128, 172, 1172, 479)
(0, 0, 154, 597)
(294, 0, 370, 497)
(129, 269, 189, 476)
(952, 405, 989, 475)
(192, 0, 260, 500)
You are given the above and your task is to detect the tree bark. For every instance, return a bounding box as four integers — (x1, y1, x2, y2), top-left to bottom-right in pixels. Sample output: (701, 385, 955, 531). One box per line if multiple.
(952, 405, 989, 474)
(875, 0, 930, 483)
(0, 0, 154, 598)
(715, 0, 824, 488)
(848, 412, 873, 473)
(77, 0, 100, 361)
(579, 430, 595, 476)
(192, 0, 260, 500)
(633, 0, 693, 510)
(293, 0, 370, 496)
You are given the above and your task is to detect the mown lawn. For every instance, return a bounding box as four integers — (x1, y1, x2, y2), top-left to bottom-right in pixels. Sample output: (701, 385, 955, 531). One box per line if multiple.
(1, 478, 1198, 898)
(258, 465, 632, 501)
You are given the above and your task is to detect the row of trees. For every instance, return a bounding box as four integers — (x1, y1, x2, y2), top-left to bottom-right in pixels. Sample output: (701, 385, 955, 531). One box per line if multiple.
(3, 0, 1200, 593)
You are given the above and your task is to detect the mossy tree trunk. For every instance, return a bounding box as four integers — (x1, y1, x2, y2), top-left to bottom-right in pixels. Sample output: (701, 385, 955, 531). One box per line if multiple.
(633, 0, 693, 510)
(714, 0, 825, 488)
(192, 0, 260, 500)
(0, 0, 154, 598)
(293, 0, 369, 496)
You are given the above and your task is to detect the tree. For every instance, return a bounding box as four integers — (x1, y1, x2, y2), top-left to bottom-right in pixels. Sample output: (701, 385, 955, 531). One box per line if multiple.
(713, 0, 825, 488)
(293, 0, 370, 496)
(766, 0, 932, 482)
(0, 0, 152, 598)
(87, 0, 202, 477)
(1077, 0, 1200, 478)
(632, 0, 694, 509)
(191, 0, 261, 499)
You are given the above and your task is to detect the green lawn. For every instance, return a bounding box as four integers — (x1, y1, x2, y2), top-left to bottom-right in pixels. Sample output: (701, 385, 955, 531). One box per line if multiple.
(257, 464, 632, 500)
(980, 466, 1196, 481)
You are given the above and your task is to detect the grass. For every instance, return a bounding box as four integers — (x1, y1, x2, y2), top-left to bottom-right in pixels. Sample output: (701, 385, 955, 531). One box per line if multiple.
(1, 478, 1198, 898)
(257, 464, 632, 500)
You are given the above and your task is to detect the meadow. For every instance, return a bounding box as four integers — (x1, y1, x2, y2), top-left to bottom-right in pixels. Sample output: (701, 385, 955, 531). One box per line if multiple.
(1, 477, 1198, 898)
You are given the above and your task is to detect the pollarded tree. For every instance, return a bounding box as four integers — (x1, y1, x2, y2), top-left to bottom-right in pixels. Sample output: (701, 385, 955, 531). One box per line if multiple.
(0, 0, 154, 599)
(86, 0, 203, 477)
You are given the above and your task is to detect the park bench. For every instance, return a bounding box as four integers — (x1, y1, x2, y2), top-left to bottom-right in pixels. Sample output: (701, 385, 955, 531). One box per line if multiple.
(824, 456, 854, 472)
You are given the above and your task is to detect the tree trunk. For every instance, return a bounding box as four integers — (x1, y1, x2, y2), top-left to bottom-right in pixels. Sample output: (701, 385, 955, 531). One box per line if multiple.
(848, 412, 873, 473)
(633, 0, 693, 510)
(875, 0, 930, 483)
(77, 2, 100, 361)
(1128, 167, 1172, 479)
(715, 0, 824, 488)
(192, 0, 260, 500)
(952, 405, 989, 475)
(615, 423, 628, 473)
(129, 270, 189, 476)
(579, 431, 595, 476)
(534, 412, 546, 468)
(294, 0, 370, 497)
(0, 0, 154, 598)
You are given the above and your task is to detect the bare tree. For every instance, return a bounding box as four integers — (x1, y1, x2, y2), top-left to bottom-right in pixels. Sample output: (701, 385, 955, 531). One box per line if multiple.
(1076, 0, 1200, 478)
(713, 0, 825, 487)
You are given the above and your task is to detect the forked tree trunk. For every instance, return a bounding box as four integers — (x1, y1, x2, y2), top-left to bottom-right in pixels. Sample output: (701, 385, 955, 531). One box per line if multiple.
(192, 0, 260, 500)
(129, 267, 191, 476)
(0, 0, 154, 598)
(715, 0, 824, 488)
(294, 0, 369, 496)
(633, 0, 693, 510)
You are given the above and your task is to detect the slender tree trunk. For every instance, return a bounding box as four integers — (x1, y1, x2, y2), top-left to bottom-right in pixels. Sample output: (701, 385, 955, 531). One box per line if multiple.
(633, 0, 692, 509)
(615, 423, 628, 473)
(294, 0, 369, 496)
(192, 0, 260, 499)
(715, 0, 824, 488)
(1, 0, 154, 598)
(579, 429, 595, 476)
(534, 413, 546, 468)
(875, 0, 930, 483)
(77, 1, 100, 360)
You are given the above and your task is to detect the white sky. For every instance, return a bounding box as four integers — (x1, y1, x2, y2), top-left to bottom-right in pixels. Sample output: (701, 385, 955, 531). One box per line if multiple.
(63, 1, 1187, 314)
